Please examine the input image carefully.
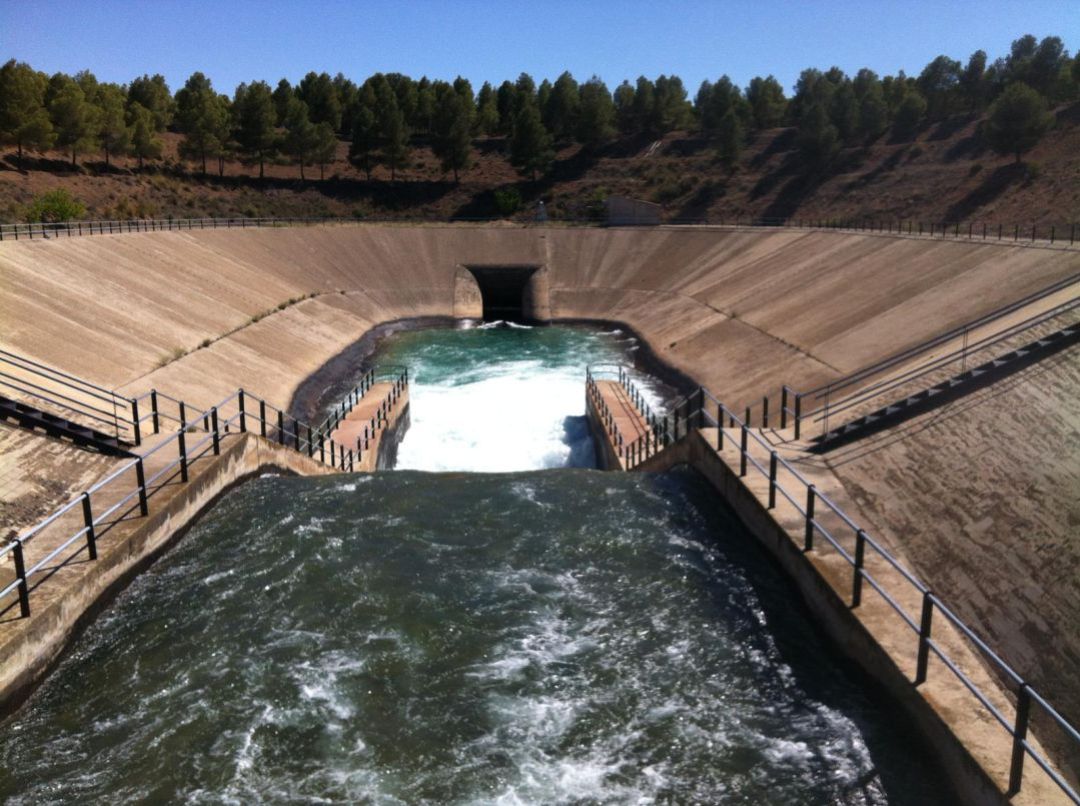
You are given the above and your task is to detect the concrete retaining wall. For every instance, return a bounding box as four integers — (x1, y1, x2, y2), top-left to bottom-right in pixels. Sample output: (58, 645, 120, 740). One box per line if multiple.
(0, 435, 334, 714)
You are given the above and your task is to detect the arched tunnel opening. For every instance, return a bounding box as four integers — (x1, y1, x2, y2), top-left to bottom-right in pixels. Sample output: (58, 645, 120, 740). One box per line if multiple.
(466, 265, 541, 322)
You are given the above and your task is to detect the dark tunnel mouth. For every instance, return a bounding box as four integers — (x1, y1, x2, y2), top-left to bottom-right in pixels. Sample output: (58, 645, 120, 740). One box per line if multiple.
(466, 265, 540, 322)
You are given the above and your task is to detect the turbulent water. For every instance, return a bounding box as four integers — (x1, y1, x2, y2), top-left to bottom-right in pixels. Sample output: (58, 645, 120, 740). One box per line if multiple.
(0, 471, 948, 804)
(0, 325, 952, 803)
(369, 323, 667, 472)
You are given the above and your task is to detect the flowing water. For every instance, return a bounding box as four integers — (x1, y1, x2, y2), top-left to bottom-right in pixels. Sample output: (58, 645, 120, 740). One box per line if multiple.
(0, 325, 952, 804)
(367, 322, 669, 472)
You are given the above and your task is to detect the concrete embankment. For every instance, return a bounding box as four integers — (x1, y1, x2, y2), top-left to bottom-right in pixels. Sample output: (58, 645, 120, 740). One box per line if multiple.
(0, 434, 333, 713)
(1, 224, 1078, 800)
(627, 427, 1068, 805)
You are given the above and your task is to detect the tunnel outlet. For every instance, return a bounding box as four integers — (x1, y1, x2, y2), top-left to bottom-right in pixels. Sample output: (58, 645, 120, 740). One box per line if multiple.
(463, 265, 547, 322)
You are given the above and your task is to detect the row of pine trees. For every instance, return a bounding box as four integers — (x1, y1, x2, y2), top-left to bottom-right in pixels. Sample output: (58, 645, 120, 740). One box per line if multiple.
(0, 34, 1076, 182)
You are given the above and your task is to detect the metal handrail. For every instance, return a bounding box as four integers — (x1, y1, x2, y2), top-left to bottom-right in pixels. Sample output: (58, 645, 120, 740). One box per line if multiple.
(678, 384, 1079, 802)
(0, 386, 367, 620)
(806, 296, 1080, 429)
(2, 215, 1078, 249)
(801, 273, 1080, 402)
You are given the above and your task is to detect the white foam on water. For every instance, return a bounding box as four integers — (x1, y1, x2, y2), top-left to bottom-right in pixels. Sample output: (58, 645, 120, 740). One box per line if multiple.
(395, 364, 591, 472)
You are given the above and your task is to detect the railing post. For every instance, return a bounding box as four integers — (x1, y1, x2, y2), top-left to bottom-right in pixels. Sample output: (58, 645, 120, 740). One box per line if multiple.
(319, 432, 326, 463)
(780, 387, 788, 429)
(238, 389, 247, 433)
(852, 529, 866, 607)
(130, 397, 141, 446)
(178, 424, 188, 483)
(211, 408, 220, 455)
(739, 425, 748, 477)
(1008, 684, 1032, 795)
(307, 425, 314, 457)
(804, 485, 816, 550)
(12, 540, 30, 617)
(150, 390, 160, 434)
(293, 418, 300, 450)
(794, 395, 802, 440)
(762, 395, 769, 428)
(768, 451, 778, 508)
(277, 410, 285, 445)
(259, 400, 267, 437)
(81, 492, 97, 560)
(135, 457, 149, 516)
(915, 591, 934, 685)
(716, 403, 724, 449)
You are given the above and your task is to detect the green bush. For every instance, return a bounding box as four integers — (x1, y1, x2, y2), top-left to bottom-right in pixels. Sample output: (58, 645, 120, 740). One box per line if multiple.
(493, 187, 522, 216)
(24, 189, 86, 223)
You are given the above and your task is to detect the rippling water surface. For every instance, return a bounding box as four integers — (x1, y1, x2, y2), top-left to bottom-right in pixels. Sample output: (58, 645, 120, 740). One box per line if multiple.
(0, 325, 952, 804)
(1, 471, 948, 804)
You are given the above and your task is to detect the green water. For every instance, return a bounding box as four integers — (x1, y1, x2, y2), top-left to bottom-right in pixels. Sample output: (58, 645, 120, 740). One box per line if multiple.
(0, 326, 954, 803)
(0, 471, 949, 804)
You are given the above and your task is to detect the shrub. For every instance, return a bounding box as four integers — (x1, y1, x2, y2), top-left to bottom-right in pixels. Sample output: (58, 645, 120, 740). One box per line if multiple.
(493, 187, 522, 216)
(24, 189, 86, 223)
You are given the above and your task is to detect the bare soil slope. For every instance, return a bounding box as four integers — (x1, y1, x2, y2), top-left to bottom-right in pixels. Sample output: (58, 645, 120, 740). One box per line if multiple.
(2, 101, 1077, 227)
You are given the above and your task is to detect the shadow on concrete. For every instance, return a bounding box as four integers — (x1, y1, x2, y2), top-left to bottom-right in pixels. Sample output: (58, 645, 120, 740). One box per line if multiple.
(810, 324, 1079, 454)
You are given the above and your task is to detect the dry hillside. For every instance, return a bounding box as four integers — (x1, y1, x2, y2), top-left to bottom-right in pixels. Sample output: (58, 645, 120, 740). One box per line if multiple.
(2, 102, 1078, 227)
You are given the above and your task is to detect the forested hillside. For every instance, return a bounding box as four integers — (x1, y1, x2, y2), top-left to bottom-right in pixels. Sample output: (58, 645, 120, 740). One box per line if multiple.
(1, 33, 1077, 226)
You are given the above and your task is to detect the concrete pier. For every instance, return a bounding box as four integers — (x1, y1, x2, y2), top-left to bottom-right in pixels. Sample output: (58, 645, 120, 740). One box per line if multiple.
(329, 381, 410, 472)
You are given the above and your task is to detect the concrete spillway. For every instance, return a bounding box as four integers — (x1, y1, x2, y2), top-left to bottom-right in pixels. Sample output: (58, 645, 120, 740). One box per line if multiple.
(1, 224, 1078, 804)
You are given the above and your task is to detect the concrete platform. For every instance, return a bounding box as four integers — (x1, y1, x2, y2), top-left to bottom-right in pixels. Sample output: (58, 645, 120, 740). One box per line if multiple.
(329, 381, 409, 472)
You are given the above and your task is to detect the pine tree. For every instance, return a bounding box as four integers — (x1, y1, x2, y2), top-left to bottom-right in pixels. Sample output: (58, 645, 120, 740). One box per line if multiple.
(0, 59, 55, 168)
(432, 89, 471, 181)
(985, 82, 1053, 163)
(576, 77, 615, 148)
(371, 82, 410, 181)
(544, 71, 580, 141)
(127, 74, 174, 130)
(272, 78, 294, 125)
(233, 81, 277, 178)
(509, 102, 553, 180)
(717, 110, 741, 172)
(311, 122, 337, 180)
(95, 83, 130, 167)
(797, 103, 839, 165)
(475, 81, 499, 135)
(745, 76, 786, 129)
(298, 72, 342, 131)
(47, 76, 98, 167)
(348, 104, 377, 180)
(891, 90, 927, 140)
(283, 99, 318, 180)
(128, 103, 162, 168)
(177, 72, 229, 174)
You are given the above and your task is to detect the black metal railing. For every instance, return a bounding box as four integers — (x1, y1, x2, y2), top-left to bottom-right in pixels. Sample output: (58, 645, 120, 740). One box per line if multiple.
(667, 386, 1080, 803)
(0, 388, 357, 623)
(312, 366, 409, 460)
(2, 215, 1076, 249)
(778, 273, 1080, 439)
(0, 349, 137, 444)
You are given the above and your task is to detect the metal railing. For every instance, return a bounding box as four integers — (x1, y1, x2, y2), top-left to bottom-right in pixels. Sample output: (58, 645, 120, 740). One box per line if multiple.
(313, 366, 409, 459)
(2, 214, 1077, 249)
(0, 388, 356, 623)
(672, 386, 1079, 803)
(0, 349, 137, 444)
(778, 273, 1080, 439)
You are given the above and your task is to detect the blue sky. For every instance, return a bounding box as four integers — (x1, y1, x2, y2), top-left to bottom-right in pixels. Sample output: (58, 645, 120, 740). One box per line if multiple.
(3, 0, 1078, 96)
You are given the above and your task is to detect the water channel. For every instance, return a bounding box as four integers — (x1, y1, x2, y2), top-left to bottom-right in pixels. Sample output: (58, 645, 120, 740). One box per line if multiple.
(0, 324, 951, 804)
